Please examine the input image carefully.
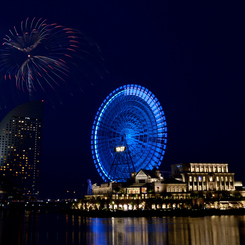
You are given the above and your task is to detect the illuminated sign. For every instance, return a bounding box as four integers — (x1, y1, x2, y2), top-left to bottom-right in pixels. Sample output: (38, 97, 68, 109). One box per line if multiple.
(115, 146, 126, 152)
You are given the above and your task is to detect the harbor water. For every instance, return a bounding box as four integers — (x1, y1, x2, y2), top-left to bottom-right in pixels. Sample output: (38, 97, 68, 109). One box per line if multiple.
(0, 211, 245, 245)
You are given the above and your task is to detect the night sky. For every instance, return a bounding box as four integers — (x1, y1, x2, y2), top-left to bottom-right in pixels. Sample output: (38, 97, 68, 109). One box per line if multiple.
(0, 1, 244, 199)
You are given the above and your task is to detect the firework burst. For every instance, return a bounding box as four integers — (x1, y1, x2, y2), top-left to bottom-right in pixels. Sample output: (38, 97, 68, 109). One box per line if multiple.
(0, 18, 101, 101)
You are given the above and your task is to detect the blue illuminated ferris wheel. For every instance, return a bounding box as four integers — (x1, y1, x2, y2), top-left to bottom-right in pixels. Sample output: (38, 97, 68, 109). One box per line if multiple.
(91, 84, 167, 182)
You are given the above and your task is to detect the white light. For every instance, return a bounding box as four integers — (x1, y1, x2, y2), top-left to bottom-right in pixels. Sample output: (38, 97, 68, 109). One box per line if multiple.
(115, 146, 126, 152)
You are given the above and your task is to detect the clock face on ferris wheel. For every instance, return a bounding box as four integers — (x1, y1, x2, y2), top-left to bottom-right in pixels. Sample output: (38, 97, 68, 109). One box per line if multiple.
(91, 84, 167, 182)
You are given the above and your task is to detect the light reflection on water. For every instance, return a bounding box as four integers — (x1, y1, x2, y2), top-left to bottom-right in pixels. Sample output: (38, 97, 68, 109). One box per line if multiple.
(0, 211, 245, 245)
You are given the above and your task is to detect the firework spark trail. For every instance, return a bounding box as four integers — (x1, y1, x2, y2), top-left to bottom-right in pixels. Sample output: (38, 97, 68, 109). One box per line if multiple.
(0, 18, 89, 100)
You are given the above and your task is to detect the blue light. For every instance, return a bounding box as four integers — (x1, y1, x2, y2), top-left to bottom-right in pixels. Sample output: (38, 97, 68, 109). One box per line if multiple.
(91, 84, 167, 182)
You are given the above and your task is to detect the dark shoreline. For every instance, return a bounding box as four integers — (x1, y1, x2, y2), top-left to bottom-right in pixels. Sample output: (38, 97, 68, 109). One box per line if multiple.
(63, 208, 245, 217)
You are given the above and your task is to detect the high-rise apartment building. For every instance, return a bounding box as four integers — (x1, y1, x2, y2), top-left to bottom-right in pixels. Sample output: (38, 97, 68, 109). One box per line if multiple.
(0, 101, 44, 199)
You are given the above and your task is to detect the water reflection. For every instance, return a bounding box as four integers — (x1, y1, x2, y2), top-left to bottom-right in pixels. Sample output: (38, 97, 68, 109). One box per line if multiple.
(0, 211, 245, 245)
(86, 216, 245, 245)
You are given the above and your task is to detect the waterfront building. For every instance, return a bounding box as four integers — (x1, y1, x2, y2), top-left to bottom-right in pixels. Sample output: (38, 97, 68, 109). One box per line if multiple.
(171, 163, 235, 192)
(92, 168, 187, 198)
(82, 163, 244, 211)
(0, 101, 44, 199)
(84, 168, 190, 211)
